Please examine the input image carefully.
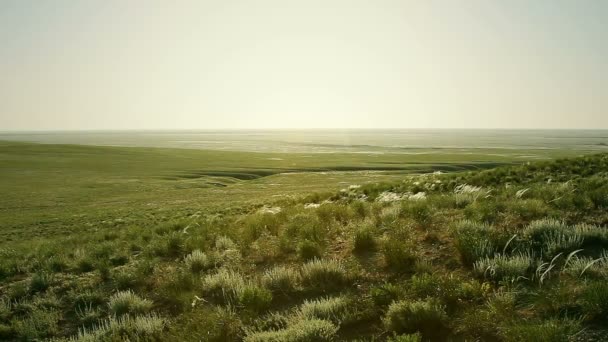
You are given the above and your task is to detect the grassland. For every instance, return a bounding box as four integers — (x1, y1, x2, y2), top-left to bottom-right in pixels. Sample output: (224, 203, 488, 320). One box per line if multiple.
(0, 138, 607, 341)
(1, 139, 589, 244)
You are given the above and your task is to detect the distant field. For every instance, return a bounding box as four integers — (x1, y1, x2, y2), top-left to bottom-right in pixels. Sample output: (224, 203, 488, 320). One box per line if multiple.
(1, 129, 607, 152)
(0, 131, 603, 244)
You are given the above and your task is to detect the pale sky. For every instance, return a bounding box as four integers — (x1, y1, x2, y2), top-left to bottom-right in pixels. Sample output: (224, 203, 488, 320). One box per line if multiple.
(0, 0, 607, 130)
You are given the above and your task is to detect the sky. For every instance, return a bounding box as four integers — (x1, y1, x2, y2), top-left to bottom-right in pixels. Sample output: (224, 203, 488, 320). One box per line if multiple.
(0, 0, 607, 130)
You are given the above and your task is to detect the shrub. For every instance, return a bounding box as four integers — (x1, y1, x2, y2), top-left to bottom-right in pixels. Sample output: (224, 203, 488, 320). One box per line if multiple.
(262, 266, 300, 294)
(244, 319, 338, 342)
(506, 199, 549, 221)
(12, 308, 60, 340)
(473, 253, 535, 282)
(371, 283, 405, 307)
(76, 257, 96, 273)
(239, 285, 273, 312)
(453, 220, 496, 266)
(29, 272, 51, 293)
(201, 269, 246, 304)
(298, 296, 350, 324)
(383, 299, 448, 338)
(111, 269, 142, 290)
(353, 226, 376, 253)
(300, 259, 349, 292)
(184, 249, 213, 273)
(382, 239, 418, 273)
(298, 240, 323, 261)
(524, 219, 582, 257)
(401, 201, 432, 226)
(108, 290, 153, 316)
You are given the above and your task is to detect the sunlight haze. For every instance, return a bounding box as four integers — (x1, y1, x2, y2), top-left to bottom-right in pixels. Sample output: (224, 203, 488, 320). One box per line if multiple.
(1, 0, 607, 130)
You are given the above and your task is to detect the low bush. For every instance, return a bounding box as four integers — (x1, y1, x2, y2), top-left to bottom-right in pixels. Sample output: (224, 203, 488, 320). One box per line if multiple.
(298, 296, 350, 324)
(353, 226, 376, 253)
(300, 259, 349, 293)
(239, 285, 273, 313)
(453, 220, 496, 266)
(262, 266, 300, 294)
(383, 299, 448, 339)
(183, 249, 213, 273)
(298, 240, 323, 261)
(108, 290, 153, 316)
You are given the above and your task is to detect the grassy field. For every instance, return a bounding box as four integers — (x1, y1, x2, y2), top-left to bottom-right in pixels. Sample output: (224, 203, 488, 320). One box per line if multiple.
(0, 136, 607, 341)
(0, 138, 591, 244)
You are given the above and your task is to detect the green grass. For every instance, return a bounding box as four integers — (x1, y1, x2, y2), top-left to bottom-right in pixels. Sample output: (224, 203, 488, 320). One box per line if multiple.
(1, 139, 608, 340)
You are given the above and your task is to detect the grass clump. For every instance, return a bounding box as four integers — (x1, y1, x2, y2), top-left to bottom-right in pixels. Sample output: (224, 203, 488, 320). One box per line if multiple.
(201, 269, 246, 303)
(581, 281, 608, 320)
(300, 259, 349, 293)
(523, 219, 583, 257)
(383, 299, 448, 339)
(297, 296, 350, 324)
(262, 266, 300, 294)
(473, 253, 535, 282)
(453, 220, 496, 266)
(68, 313, 165, 341)
(382, 239, 418, 273)
(353, 225, 376, 253)
(298, 240, 323, 261)
(183, 249, 213, 273)
(503, 318, 581, 342)
(239, 285, 273, 312)
(108, 290, 153, 316)
(244, 318, 338, 342)
(29, 272, 52, 293)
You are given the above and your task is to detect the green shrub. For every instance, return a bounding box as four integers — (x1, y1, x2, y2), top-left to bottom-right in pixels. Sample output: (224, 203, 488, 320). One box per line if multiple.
(371, 283, 405, 307)
(300, 259, 349, 292)
(108, 290, 153, 316)
(262, 266, 300, 294)
(76, 257, 96, 273)
(383, 299, 448, 338)
(239, 285, 273, 312)
(298, 240, 323, 261)
(353, 226, 376, 253)
(453, 220, 496, 266)
(29, 272, 52, 293)
(401, 201, 432, 226)
(524, 219, 582, 257)
(184, 249, 213, 273)
(298, 296, 350, 324)
(382, 239, 418, 273)
(506, 199, 549, 221)
(201, 269, 246, 304)
(12, 308, 61, 340)
(244, 318, 338, 342)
